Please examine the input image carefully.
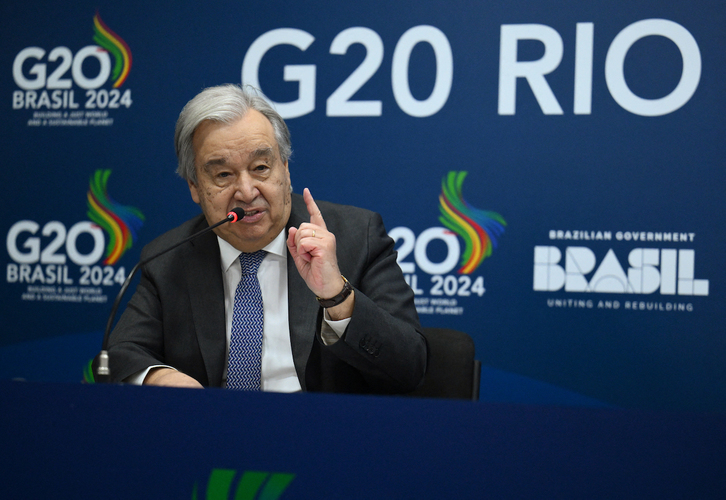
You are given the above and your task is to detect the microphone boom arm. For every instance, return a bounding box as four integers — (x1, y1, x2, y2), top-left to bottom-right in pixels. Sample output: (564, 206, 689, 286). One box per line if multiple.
(96, 209, 243, 382)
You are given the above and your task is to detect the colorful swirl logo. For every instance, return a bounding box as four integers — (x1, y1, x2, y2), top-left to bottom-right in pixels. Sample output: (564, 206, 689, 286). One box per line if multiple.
(86, 169, 144, 265)
(92, 12, 132, 88)
(438, 171, 506, 274)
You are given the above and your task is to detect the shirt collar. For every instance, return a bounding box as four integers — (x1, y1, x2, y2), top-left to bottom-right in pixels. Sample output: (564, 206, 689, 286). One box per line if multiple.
(218, 229, 287, 273)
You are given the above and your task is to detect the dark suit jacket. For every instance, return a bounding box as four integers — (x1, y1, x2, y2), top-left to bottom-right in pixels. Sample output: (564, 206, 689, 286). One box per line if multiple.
(104, 193, 427, 394)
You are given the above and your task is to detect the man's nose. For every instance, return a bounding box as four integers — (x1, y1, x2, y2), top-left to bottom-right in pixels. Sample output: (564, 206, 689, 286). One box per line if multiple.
(233, 173, 259, 202)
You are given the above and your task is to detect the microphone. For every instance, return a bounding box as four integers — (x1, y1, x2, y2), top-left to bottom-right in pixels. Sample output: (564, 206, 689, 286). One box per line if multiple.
(95, 208, 246, 382)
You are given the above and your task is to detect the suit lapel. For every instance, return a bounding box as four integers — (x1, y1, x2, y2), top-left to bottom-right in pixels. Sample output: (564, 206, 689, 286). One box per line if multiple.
(286, 194, 321, 390)
(185, 227, 226, 387)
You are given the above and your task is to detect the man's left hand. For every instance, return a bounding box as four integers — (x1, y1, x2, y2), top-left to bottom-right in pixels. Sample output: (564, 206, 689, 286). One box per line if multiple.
(287, 188, 354, 320)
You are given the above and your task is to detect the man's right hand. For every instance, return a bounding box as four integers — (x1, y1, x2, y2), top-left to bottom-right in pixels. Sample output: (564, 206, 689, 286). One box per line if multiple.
(143, 367, 204, 388)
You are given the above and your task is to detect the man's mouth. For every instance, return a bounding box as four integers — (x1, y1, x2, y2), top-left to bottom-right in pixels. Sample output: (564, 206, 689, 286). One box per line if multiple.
(236, 208, 264, 221)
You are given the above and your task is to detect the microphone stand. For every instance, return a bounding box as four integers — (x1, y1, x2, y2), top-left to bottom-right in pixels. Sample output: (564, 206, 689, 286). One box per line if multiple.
(95, 209, 244, 383)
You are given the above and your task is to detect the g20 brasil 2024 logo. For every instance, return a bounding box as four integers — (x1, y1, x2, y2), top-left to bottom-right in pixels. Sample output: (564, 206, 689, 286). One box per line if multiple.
(6, 168, 143, 290)
(193, 469, 295, 500)
(13, 11, 133, 120)
(391, 170, 505, 311)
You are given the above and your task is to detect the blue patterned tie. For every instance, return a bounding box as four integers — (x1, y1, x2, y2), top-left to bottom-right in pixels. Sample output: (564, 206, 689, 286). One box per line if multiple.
(227, 250, 266, 390)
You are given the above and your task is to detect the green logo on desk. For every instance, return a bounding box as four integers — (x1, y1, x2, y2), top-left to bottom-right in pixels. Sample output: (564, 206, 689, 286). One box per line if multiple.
(193, 469, 295, 500)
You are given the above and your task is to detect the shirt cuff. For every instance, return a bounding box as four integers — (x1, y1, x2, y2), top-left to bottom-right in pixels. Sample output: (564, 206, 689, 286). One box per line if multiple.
(124, 365, 176, 385)
(320, 309, 351, 346)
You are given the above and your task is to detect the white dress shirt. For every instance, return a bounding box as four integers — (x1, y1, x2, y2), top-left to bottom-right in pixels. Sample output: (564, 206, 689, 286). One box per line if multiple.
(218, 231, 301, 392)
(126, 228, 351, 389)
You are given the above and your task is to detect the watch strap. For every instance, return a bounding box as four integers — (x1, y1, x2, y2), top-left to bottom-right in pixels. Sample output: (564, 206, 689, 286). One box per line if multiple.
(316, 276, 353, 308)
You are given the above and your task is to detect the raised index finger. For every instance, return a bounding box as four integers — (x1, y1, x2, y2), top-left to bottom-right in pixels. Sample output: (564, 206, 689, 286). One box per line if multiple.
(303, 187, 327, 229)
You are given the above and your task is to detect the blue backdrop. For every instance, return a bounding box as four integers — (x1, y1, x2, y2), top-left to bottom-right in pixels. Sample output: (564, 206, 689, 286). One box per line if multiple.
(2, 0, 724, 411)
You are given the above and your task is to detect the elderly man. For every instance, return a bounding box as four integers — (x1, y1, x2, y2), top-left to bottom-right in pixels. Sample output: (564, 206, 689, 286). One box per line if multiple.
(103, 84, 426, 394)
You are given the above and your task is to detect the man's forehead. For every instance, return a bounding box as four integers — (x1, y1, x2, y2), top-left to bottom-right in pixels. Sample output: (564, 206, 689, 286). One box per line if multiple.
(199, 146, 277, 168)
(193, 114, 279, 167)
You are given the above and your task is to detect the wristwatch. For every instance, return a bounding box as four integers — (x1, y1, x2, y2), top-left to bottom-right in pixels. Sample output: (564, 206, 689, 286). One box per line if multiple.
(316, 275, 353, 308)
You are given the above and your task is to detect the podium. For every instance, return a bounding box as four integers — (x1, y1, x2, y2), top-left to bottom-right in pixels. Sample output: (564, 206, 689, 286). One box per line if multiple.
(1, 380, 724, 498)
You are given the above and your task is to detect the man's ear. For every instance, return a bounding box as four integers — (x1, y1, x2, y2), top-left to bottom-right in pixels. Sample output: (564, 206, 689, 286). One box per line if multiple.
(188, 179, 200, 204)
